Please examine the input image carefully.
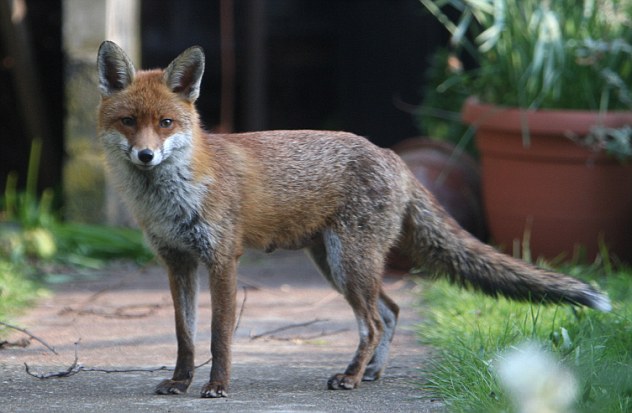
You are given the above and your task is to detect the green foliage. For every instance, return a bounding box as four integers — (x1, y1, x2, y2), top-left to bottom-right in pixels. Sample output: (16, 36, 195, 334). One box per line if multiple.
(0, 260, 44, 321)
(1, 139, 152, 265)
(52, 223, 153, 266)
(416, 265, 632, 412)
(420, 0, 632, 111)
(2, 140, 55, 229)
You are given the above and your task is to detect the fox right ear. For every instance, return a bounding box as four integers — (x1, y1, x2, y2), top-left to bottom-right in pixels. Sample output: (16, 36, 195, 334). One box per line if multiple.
(163, 46, 205, 102)
(97, 41, 136, 96)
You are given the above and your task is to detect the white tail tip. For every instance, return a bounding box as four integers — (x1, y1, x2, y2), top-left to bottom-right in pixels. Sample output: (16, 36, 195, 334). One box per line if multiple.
(588, 291, 612, 312)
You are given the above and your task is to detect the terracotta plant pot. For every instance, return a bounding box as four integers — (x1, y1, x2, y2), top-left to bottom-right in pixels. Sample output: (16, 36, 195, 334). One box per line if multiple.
(462, 97, 632, 263)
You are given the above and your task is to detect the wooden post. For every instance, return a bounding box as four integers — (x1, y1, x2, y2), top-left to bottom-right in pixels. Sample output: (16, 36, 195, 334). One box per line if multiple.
(105, 0, 140, 65)
(103, 0, 140, 226)
(62, 0, 140, 225)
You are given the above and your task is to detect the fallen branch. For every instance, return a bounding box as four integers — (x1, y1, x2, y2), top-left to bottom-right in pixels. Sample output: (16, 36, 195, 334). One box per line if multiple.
(23, 339, 213, 380)
(77, 280, 127, 309)
(59, 302, 168, 319)
(250, 318, 329, 340)
(19, 283, 247, 381)
(25, 341, 81, 379)
(71, 355, 213, 374)
(0, 321, 58, 354)
(264, 327, 349, 342)
(0, 337, 30, 349)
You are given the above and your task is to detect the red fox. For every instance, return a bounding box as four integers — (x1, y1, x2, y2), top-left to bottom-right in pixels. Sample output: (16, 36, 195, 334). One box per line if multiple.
(96, 41, 611, 398)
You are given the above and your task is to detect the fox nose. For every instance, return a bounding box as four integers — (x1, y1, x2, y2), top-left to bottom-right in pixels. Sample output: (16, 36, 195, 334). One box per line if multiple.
(137, 149, 154, 164)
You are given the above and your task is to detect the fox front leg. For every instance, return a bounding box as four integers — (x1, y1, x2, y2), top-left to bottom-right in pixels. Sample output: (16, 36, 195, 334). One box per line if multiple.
(155, 250, 199, 395)
(200, 256, 238, 398)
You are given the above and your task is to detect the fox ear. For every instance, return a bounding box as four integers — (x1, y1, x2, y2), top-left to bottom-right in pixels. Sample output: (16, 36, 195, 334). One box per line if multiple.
(97, 41, 136, 96)
(163, 46, 205, 102)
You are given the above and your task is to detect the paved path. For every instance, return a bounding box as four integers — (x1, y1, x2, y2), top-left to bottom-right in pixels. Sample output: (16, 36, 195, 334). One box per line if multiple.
(1, 250, 444, 412)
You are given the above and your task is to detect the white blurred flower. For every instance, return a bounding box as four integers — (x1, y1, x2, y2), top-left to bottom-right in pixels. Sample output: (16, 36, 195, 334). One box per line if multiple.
(496, 342, 578, 413)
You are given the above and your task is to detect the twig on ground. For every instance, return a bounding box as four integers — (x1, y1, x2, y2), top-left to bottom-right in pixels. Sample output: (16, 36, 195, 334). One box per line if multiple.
(0, 321, 58, 354)
(22, 339, 214, 380)
(77, 281, 127, 309)
(18, 279, 244, 380)
(234, 286, 248, 335)
(195, 356, 213, 369)
(264, 327, 349, 342)
(59, 303, 167, 319)
(0, 337, 31, 349)
(81, 365, 170, 374)
(250, 318, 329, 340)
(25, 341, 81, 379)
(236, 275, 264, 291)
(304, 290, 340, 310)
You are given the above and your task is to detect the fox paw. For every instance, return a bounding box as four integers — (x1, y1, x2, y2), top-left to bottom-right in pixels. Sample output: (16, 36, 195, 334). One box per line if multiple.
(362, 366, 383, 382)
(201, 381, 228, 398)
(155, 379, 190, 395)
(327, 373, 358, 390)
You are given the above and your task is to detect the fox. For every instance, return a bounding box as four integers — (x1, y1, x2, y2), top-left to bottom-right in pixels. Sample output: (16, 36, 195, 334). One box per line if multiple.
(96, 41, 611, 398)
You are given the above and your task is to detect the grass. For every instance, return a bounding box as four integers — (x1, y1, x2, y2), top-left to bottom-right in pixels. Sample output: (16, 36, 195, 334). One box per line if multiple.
(0, 221, 153, 320)
(0, 260, 46, 321)
(416, 264, 632, 412)
(0, 224, 153, 324)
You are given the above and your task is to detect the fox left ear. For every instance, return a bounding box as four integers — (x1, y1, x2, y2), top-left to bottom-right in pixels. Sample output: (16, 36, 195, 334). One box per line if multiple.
(97, 41, 136, 96)
(163, 46, 205, 102)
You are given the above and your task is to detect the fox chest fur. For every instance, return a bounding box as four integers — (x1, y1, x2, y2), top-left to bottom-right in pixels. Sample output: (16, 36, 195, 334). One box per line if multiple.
(103, 143, 217, 260)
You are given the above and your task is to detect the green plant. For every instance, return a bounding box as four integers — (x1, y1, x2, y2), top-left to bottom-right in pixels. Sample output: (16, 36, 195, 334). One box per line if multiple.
(2, 140, 55, 229)
(0, 260, 43, 321)
(420, 0, 632, 111)
(52, 223, 153, 266)
(1, 140, 58, 261)
(416, 264, 632, 412)
(1, 139, 153, 266)
(0, 140, 153, 322)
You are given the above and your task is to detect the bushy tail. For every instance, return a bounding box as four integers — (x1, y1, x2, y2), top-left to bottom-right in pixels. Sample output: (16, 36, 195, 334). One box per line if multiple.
(401, 184, 611, 312)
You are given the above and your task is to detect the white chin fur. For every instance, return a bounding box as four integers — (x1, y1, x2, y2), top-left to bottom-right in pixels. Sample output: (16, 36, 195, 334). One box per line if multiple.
(133, 163, 157, 171)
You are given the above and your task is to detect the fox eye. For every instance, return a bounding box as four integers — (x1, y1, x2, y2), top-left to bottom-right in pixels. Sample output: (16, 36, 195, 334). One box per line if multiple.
(159, 118, 174, 128)
(121, 117, 136, 127)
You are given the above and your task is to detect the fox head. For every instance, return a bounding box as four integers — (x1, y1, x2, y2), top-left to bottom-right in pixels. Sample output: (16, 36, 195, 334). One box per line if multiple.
(97, 41, 205, 170)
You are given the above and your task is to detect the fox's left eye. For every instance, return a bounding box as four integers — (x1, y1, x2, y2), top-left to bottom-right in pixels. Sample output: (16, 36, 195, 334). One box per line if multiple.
(159, 118, 174, 128)
(121, 117, 136, 127)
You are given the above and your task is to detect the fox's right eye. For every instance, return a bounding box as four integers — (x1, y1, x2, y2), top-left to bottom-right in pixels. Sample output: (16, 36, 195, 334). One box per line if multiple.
(121, 117, 136, 127)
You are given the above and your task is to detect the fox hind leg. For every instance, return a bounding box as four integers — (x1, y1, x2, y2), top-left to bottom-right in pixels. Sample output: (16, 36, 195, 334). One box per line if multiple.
(306, 230, 393, 389)
(362, 290, 399, 381)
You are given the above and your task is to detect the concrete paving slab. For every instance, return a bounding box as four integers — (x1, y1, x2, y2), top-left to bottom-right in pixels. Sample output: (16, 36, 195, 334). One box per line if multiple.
(1, 250, 444, 412)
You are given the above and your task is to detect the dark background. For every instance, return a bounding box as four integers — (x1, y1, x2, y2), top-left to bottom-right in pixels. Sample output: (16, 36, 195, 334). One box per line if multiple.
(0, 0, 446, 198)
